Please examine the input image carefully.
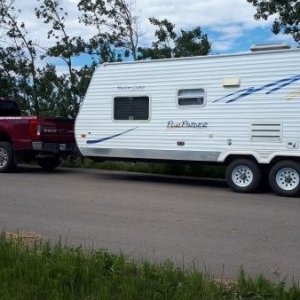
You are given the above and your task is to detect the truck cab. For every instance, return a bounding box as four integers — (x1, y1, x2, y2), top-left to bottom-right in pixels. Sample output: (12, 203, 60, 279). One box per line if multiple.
(0, 98, 76, 172)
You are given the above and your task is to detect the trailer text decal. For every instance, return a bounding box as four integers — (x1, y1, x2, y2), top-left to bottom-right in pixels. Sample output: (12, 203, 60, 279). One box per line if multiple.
(117, 85, 146, 91)
(167, 121, 208, 129)
(213, 74, 300, 103)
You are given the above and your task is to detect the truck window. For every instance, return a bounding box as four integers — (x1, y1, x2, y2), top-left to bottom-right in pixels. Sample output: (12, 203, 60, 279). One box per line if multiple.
(0, 100, 21, 116)
(178, 89, 206, 106)
(114, 97, 149, 120)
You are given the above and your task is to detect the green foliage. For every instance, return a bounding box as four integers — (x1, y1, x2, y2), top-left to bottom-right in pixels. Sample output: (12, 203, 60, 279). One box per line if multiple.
(0, 48, 20, 101)
(174, 27, 211, 58)
(0, 0, 211, 117)
(35, 0, 92, 117)
(78, 0, 139, 61)
(0, 0, 40, 114)
(0, 235, 299, 299)
(62, 158, 226, 178)
(248, 0, 300, 44)
(138, 18, 211, 60)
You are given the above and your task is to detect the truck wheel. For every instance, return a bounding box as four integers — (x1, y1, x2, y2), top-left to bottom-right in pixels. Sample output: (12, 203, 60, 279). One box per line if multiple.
(37, 156, 60, 171)
(269, 160, 300, 197)
(0, 142, 15, 173)
(226, 159, 261, 193)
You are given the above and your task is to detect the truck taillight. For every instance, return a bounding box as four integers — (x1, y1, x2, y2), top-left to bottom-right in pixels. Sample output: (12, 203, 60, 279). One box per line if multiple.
(30, 120, 41, 140)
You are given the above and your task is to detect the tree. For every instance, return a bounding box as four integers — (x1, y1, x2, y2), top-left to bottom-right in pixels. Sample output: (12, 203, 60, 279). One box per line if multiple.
(138, 18, 211, 60)
(0, 0, 210, 117)
(35, 0, 89, 117)
(0, 47, 16, 98)
(248, 0, 300, 45)
(138, 18, 176, 59)
(0, 0, 41, 114)
(174, 27, 211, 57)
(78, 0, 140, 61)
(0, 46, 30, 112)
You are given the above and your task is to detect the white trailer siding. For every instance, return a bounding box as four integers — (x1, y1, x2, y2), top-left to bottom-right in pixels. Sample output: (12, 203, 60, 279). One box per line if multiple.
(75, 49, 300, 164)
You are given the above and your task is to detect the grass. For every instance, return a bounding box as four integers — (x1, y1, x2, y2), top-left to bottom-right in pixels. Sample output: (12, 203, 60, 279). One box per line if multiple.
(62, 158, 226, 179)
(0, 234, 299, 300)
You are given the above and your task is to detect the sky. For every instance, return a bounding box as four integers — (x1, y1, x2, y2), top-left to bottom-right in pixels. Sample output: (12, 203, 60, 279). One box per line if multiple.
(4, 0, 296, 70)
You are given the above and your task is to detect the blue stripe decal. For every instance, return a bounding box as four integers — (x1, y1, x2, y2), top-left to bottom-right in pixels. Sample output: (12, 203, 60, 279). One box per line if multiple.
(213, 74, 300, 104)
(86, 127, 138, 144)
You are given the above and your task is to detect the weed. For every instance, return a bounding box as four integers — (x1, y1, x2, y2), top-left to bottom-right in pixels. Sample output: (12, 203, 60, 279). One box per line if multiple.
(0, 235, 299, 299)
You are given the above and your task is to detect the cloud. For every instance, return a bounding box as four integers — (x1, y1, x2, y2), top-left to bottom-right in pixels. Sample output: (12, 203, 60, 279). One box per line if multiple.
(134, 0, 276, 52)
(212, 40, 235, 52)
(268, 32, 296, 44)
(3, 0, 282, 62)
(136, 0, 270, 30)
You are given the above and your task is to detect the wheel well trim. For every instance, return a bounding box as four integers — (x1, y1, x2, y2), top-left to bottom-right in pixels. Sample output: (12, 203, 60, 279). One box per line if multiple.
(219, 151, 300, 165)
(218, 151, 261, 164)
(268, 152, 300, 164)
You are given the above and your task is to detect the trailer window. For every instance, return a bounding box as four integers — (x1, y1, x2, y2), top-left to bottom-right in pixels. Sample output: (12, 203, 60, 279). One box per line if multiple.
(114, 97, 149, 120)
(178, 89, 205, 106)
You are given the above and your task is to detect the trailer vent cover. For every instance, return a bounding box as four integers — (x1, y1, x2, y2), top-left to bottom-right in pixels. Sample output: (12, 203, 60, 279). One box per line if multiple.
(250, 123, 282, 142)
(250, 43, 290, 52)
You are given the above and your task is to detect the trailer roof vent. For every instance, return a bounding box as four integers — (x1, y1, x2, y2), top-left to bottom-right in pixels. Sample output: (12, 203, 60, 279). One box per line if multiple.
(250, 43, 290, 52)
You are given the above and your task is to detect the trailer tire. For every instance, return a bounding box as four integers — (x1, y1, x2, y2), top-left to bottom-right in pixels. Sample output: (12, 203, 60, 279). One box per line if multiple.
(37, 156, 60, 171)
(268, 160, 300, 197)
(226, 159, 261, 193)
(0, 142, 15, 173)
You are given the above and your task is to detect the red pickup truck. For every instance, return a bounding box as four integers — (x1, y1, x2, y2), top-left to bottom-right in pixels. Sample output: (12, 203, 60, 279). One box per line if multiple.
(0, 98, 76, 172)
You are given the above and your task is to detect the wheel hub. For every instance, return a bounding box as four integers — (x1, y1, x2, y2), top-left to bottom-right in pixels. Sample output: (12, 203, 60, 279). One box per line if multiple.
(276, 168, 299, 191)
(232, 165, 254, 188)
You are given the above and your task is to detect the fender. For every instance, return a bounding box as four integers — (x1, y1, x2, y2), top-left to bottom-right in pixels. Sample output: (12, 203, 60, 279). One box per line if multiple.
(218, 151, 262, 164)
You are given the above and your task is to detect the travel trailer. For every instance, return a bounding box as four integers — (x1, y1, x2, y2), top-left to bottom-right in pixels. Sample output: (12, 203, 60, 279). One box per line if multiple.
(75, 44, 300, 197)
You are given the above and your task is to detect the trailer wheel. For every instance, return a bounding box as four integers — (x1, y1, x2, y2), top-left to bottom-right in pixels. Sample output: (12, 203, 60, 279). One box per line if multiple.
(268, 160, 300, 197)
(226, 159, 261, 193)
(0, 142, 15, 173)
(37, 156, 60, 171)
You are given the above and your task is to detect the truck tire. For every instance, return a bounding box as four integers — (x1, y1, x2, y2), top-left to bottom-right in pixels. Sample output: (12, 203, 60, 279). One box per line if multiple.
(37, 156, 60, 171)
(0, 142, 15, 173)
(226, 159, 261, 193)
(268, 160, 300, 197)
